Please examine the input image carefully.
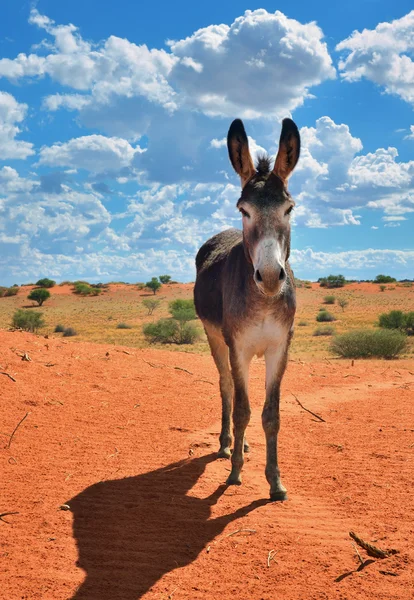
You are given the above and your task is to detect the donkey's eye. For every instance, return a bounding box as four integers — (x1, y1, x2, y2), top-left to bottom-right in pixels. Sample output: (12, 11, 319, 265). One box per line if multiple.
(239, 207, 250, 218)
(285, 205, 294, 216)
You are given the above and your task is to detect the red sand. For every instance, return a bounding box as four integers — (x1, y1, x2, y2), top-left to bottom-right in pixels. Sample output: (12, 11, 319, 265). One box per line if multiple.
(1, 330, 413, 599)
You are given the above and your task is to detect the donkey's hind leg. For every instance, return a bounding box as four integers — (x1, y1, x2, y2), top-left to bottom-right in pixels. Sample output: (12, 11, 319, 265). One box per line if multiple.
(203, 322, 233, 458)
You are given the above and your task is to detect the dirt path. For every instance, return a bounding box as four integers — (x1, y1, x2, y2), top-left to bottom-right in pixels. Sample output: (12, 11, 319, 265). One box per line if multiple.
(1, 331, 413, 599)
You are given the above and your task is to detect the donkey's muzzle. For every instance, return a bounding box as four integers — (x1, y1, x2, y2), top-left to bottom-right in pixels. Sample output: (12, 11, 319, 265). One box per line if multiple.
(254, 264, 286, 296)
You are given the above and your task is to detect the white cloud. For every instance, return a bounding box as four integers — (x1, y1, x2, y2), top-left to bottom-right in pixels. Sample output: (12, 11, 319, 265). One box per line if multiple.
(291, 247, 414, 272)
(0, 92, 34, 159)
(38, 135, 144, 172)
(405, 125, 414, 140)
(336, 11, 414, 105)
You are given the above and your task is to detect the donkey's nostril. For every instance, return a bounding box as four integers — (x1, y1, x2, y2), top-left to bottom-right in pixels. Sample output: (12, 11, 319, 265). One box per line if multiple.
(279, 267, 286, 281)
(255, 269, 263, 283)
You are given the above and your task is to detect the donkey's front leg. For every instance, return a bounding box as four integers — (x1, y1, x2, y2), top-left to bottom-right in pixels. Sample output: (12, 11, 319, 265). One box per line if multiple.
(262, 345, 289, 501)
(226, 349, 251, 486)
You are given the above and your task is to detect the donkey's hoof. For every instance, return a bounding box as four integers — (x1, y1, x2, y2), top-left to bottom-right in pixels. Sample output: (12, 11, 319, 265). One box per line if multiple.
(217, 447, 231, 459)
(244, 442, 250, 453)
(226, 472, 242, 486)
(269, 489, 288, 502)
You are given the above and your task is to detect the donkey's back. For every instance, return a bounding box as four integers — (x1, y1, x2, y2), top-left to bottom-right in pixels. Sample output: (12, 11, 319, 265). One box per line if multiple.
(194, 228, 242, 326)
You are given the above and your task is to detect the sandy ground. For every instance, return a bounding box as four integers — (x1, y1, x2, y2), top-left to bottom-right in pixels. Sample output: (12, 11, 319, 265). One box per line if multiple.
(1, 330, 413, 599)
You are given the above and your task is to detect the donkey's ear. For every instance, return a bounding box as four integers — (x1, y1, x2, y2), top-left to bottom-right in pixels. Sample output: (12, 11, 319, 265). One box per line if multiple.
(273, 118, 300, 185)
(227, 119, 256, 187)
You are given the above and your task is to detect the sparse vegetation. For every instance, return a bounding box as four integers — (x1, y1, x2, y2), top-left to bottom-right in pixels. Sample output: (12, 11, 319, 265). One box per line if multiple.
(142, 298, 161, 315)
(379, 310, 414, 336)
(338, 297, 349, 312)
(298, 320, 308, 326)
(12, 309, 45, 332)
(36, 278, 56, 288)
(117, 323, 132, 329)
(63, 327, 77, 337)
(379, 284, 386, 292)
(159, 275, 171, 284)
(313, 325, 335, 336)
(143, 298, 199, 344)
(318, 275, 345, 288)
(331, 330, 407, 359)
(73, 282, 101, 296)
(54, 324, 66, 332)
(374, 274, 397, 284)
(146, 277, 162, 295)
(169, 299, 197, 322)
(323, 295, 335, 304)
(316, 310, 336, 322)
(0, 286, 19, 297)
(28, 288, 51, 306)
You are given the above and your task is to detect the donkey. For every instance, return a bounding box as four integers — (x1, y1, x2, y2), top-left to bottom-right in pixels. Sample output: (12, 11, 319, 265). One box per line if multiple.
(194, 118, 300, 500)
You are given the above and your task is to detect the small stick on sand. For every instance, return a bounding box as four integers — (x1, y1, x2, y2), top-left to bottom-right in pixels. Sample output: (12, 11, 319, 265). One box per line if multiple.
(0, 511, 19, 524)
(194, 379, 214, 385)
(225, 528, 257, 538)
(0, 371, 16, 382)
(6, 412, 29, 450)
(174, 366, 193, 375)
(142, 359, 164, 369)
(349, 531, 399, 559)
(267, 549, 277, 567)
(289, 392, 326, 423)
(351, 541, 364, 565)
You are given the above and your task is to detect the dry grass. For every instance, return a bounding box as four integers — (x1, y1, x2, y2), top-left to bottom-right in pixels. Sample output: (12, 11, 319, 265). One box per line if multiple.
(0, 282, 413, 358)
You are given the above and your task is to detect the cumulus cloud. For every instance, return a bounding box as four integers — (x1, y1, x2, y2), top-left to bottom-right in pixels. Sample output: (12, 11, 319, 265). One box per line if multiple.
(38, 134, 144, 173)
(336, 11, 414, 105)
(0, 92, 34, 159)
(291, 247, 414, 273)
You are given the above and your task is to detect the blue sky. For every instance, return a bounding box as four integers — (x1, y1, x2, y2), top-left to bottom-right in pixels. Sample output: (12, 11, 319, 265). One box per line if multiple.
(0, 1, 413, 284)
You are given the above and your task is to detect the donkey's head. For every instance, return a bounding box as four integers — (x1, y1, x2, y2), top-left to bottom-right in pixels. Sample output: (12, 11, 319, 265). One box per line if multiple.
(227, 118, 300, 297)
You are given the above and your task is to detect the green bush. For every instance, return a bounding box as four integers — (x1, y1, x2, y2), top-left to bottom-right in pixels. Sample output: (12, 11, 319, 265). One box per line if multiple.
(324, 295, 335, 304)
(63, 327, 77, 337)
(54, 324, 66, 333)
(316, 310, 336, 322)
(36, 278, 56, 288)
(0, 286, 18, 297)
(159, 275, 171, 284)
(331, 330, 407, 359)
(338, 298, 349, 312)
(143, 319, 179, 343)
(28, 288, 50, 306)
(12, 309, 45, 332)
(73, 282, 101, 296)
(178, 322, 199, 344)
(379, 284, 386, 292)
(374, 274, 396, 284)
(379, 310, 414, 336)
(146, 277, 161, 295)
(142, 298, 161, 315)
(117, 323, 132, 329)
(313, 325, 335, 336)
(169, 299, 196, 322)
(318, 275, 345, 288)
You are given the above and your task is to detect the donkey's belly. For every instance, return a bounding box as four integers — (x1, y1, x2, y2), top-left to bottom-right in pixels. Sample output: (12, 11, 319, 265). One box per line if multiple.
(238, 316, 291, 359)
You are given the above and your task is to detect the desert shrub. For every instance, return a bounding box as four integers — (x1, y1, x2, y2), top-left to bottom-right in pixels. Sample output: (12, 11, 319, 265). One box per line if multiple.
(313, 325, 335, 336)
(331, 330, 406, 359)
(178, 322, 199, 344)
(379, 310, 414, 335)
(316, 310, 336, 322)
(374, 274, 396, 284)
(169, 299, 196, 322)
(28, 288, 50, 306)
(54, 324, 66, 333)
(159, 275, 171, 284)
(12, 309, 44, 332)
(170, 280, 179, 284)
(298, 320, 308, 326)
(0, 286, 18, 297)
(324, 295, 335, 304)
(59, 280, 72, 286)
(63, 327, 77, 337)
(379, 284, 386, 292)
(146, 277, 161, 295)
(318, 274, 345, 288)
(142, 298, 161, 315)
(143, 319, 179, 343)
(117, 323, 132, 329)
(36, 278, 56, 288)
(338, 297, 349, 312)
(136, 283, 146, 290)
(73, 282, 101, 296)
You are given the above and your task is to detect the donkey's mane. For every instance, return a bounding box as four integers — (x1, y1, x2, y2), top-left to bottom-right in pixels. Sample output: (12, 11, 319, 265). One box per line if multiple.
(255, 154, 272, 175)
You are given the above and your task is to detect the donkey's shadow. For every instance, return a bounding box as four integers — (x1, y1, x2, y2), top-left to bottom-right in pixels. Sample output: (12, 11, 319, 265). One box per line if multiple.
(69, 454, 266, 599)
